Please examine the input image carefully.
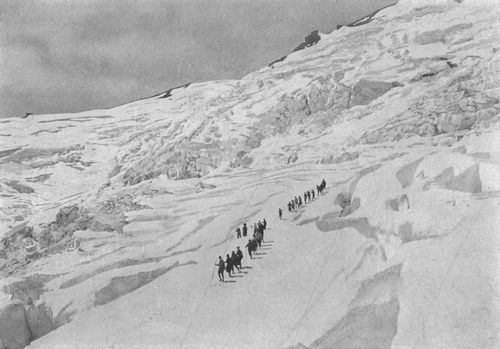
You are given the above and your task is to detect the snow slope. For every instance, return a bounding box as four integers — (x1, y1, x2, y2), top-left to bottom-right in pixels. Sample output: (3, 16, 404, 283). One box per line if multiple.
(1, 0, 500, 348)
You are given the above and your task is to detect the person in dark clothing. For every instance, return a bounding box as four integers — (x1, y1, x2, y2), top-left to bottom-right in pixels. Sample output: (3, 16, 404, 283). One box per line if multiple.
(236, 227, 241, 239)
(279, 208, 283, 219)
(231, 251, 240, 272)
(311, 189, 315, 199)
(216, 256, 225, 282)
(246, 239, 254, 259)
(307, 191, 311, 201)
(236, 247, 243, 268)
(304, 192, 307, 204)
(242, 223, 248, 237)
(250, 239, 257, 255)
(298, 196, 302, 207)
(291, 201, 295, 210)
(317, 185, 320, 196)
(287, 202, 291, 212)
(225, 254, 233, 277)
(259, 220, 265, 242)
(322, 179, 326, 189)
(254, 232, 263, 248)
(262, 218, 267, 230)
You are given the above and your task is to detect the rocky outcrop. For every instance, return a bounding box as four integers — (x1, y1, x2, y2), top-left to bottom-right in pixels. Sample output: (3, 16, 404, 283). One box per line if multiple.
(292, 30, 321, 53)
(269, 30, 321, 67)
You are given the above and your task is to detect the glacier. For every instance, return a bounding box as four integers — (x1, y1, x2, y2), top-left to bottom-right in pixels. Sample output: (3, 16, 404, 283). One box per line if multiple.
(1, 0, 500, 348)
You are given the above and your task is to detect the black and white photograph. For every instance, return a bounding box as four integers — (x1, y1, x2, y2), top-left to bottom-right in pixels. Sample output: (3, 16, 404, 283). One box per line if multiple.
(1, 0, 499, 348)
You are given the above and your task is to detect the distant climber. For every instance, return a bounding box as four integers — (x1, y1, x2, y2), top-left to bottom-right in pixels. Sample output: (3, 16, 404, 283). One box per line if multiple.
(263, 218, 267, 230)
(231, 251, 240, 272)
(236, 227, 242, 239)
(242, 223, 248, 237)
(225, 254, 234, 277)
(216, 256, 225, 282)
(236, 246, 244, 268)
(279, 208, 282, 220)
(311, 189, 315, 200)
(254, 231, 263, 249)
(246, 239, 256, 258)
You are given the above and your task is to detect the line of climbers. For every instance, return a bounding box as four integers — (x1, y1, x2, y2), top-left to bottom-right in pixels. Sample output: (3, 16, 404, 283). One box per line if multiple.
(215, 218, 267, 283)
(285, 178, 326, 214)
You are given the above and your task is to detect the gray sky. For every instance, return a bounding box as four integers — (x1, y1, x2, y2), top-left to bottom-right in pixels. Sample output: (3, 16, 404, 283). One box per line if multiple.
(0, 0, 393, 118)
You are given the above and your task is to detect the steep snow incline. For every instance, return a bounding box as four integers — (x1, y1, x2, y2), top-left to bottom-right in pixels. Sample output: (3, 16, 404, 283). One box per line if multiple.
(1, 0, 500, 348)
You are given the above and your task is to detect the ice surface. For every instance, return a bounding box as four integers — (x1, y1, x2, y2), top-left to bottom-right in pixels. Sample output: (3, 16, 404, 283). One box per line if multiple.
(1, 0, 499, 348)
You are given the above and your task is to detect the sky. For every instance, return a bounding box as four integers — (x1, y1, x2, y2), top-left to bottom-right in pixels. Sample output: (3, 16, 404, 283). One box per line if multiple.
(0, 0, 393, 118)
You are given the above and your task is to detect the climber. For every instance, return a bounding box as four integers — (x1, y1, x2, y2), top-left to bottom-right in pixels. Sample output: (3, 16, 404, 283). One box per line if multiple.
(263, 218, 267, 230)
(236, 227, 242, 239)
(311, 189, 315, 200)
(246, 239, 255, 258)
(236, 246, 244, 268)
(307, 191, 311, 202)
(242, 223, 248, 237)
(231, 251, 240, 272)
(279, 208, 283, 220)
(254, 231, 263, 249)
(304, 192, 308, 204)
(225, 254, 234, 277)
(216, 256, 225, 282)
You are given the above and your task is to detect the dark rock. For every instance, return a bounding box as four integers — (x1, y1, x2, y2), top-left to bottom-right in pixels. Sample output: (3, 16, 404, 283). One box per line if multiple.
(55, 206, 79, 227)
(292, 30, 321, 53)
